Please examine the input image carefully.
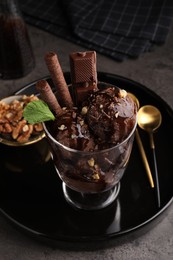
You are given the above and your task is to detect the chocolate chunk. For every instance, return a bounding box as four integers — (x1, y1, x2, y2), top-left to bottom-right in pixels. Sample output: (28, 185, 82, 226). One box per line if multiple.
(70, 51, 98, 105)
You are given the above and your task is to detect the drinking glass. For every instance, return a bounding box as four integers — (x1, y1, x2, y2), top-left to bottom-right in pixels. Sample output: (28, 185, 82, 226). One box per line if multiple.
(0, 0, 35, 79)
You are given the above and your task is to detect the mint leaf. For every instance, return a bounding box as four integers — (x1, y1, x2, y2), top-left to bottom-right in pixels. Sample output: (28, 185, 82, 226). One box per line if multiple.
(23, 100, 55, 124)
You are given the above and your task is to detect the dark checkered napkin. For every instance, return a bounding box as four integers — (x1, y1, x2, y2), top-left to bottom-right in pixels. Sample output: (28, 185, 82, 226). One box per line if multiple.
(19, 0, 173, 61)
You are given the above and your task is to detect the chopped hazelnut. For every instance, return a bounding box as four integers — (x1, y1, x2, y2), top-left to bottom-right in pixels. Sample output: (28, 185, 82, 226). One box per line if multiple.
(79, 120, 84, 126)
(5, 112, 13, 119)
(92, 173, 100, 180)
(115, 111, 119, 118)
(4, 123, 12, 133)
(58, 124, 66, 130)
(34, 123, 43, 132)
(81, 106, 88, 115)
(94, 164, 99, 170)
(71, 134, 77, 139)
(118, 89, 127, 98)
(22, 125, 29, 132)
(87, 158, 95, 167)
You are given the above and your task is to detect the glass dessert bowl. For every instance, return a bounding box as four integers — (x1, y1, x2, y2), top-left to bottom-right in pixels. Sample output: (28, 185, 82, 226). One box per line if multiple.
(42, 79, 137, 210)
(44, 117, 137, 210)
(23, 51, 137, 210)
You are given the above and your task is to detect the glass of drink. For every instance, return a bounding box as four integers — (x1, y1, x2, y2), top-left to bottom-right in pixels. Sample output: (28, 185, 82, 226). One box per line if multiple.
(0, 0, 35, 79)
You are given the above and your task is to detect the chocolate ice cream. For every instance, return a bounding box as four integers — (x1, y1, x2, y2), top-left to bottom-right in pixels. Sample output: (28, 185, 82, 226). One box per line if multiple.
(86, 85, 137, 148)
(48, 83, 137, 151)
(48, 107, 97, 151)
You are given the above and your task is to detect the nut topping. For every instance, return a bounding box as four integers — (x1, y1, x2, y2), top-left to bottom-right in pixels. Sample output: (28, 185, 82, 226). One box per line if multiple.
(87, 158, 95, 167)
(0, 95, 44, 143)
(118, 89, 127, 98)
(58, 124, 66, 131)
(81, 106, 88, 115)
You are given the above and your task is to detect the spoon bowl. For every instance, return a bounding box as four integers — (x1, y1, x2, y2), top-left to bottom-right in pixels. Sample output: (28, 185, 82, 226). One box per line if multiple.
(138, 105, 162, 133)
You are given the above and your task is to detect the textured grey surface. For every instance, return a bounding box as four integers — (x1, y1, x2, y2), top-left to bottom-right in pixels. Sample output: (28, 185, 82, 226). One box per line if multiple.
(0, 25, 173, 260)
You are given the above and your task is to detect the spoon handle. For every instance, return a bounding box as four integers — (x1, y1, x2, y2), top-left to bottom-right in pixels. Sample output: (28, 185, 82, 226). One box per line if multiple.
(149, 132, 161, 208)
(135, 129, 154, 188)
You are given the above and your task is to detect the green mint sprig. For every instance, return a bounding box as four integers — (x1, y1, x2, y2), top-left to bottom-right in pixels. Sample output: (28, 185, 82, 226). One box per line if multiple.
(23, 100, 55, 124)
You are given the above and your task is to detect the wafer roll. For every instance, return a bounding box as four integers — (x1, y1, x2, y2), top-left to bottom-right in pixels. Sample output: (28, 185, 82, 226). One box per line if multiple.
(36, 79, 63, 116)
(70, 51, 98, 105)
(45, 52, 73, 108)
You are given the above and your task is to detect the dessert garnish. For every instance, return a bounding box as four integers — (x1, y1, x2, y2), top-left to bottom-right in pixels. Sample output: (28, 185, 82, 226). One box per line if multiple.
(36, 79, 62, 116)
(23, 50, 137, 151)
(70, 51, 98, 105)
(0, 95, 44, 143)
(45, 52, 73, 108)
(23, 99, 55, 124)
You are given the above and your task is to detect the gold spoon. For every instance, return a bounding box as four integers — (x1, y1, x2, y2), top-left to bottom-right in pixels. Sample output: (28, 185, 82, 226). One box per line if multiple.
(138, 105, 162, 208)
(128, 93, 154, 188)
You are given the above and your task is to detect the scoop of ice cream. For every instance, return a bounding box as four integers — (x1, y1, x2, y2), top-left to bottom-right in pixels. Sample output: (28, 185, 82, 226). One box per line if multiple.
(48, 108, 96, 151)
(86, 86, 137, 146)
(48, 85, 137, 151)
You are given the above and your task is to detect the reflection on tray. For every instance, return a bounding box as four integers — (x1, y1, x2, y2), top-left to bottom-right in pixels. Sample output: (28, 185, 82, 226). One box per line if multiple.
(1, 138, 51, 173)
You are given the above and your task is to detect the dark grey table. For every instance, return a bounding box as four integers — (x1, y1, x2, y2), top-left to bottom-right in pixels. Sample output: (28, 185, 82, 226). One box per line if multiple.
(0, 25, 173, 260)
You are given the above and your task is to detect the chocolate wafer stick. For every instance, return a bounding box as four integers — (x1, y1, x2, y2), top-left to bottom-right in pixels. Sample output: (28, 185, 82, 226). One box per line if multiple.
(36, 79, 63, 116)
(45, 52, 73, 108)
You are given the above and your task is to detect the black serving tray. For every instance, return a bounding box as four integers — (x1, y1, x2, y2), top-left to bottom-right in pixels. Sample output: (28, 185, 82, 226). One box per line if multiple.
(0, 72, 173, 250)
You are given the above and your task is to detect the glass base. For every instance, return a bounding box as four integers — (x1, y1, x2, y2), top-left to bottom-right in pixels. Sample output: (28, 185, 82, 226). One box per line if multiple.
(62, 182, 121, 210)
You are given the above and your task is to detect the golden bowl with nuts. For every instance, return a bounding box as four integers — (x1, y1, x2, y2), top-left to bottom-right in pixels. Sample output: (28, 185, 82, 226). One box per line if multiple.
(0, 95, 45, 146)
